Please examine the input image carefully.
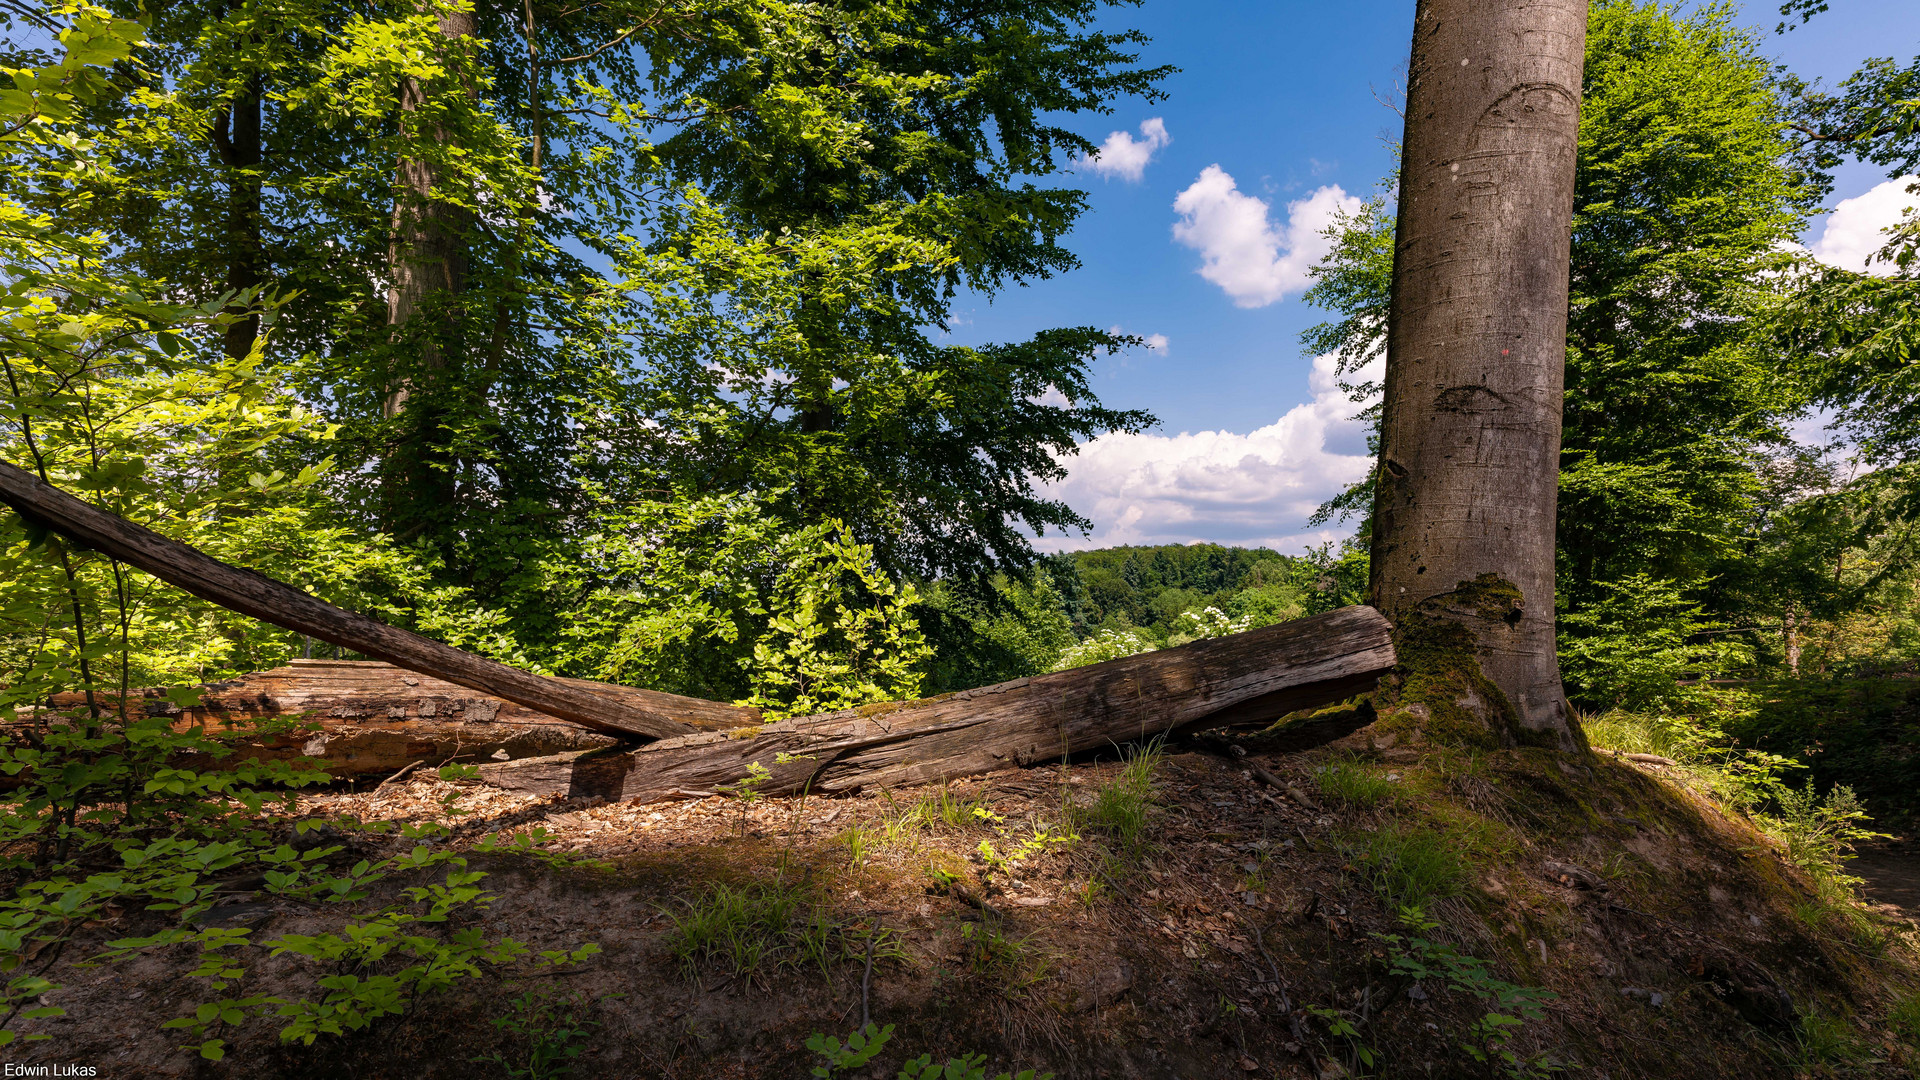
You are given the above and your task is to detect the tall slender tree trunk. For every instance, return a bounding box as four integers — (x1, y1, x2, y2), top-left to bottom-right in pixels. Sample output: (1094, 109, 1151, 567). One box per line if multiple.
(1784, 601, 1802, 677)
(384, 4, 476, 420)
(212, 75, 264, 362)
(382, 4, 476, 534)
(1369, 0, 1588, 752)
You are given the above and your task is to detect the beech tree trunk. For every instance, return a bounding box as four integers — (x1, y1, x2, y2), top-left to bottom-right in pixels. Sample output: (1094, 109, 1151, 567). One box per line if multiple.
(381, 4, 477, 534)
(211, 73, 264, 362)
(1369, 0, 1587, 751)
(385, 4, 475, 418)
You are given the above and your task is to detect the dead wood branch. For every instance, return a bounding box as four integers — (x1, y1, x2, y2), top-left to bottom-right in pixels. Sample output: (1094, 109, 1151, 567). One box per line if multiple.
(481, 606, 1395, 802)
(0, 460, 713, 740)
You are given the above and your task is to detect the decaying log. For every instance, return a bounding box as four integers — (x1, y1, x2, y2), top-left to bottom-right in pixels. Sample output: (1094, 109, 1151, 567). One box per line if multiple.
(0, 460, 703, 741)
(480, 605, 1396, 802)
(1, 461, 1400, 803)
(37, 660, 756, 780)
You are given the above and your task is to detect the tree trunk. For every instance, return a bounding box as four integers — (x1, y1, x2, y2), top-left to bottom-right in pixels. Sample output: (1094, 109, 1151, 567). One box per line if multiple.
(1784, 601, 1801, 677)
(381, 4, 477, 536)
(385, 4, 476, 417)
(210, 74, 264, 362)
(479, 605, 1397, 802)
(1369, 0, 1588, 752)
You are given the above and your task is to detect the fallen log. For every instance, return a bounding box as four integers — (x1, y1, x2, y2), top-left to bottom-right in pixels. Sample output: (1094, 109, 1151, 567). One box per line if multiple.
(0, 460, 700, 741)
(1, 460, 1399, 803)
(480, 604, 1396, 802)
(35, 659, 756, 780)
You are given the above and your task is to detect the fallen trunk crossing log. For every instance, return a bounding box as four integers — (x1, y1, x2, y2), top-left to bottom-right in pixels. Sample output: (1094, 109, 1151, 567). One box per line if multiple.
(479, 605, 1396, 802)
(0, 460, 701, 741)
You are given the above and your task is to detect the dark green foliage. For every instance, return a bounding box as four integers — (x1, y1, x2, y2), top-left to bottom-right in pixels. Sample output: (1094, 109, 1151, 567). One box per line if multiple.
(472, 986, 602, 1080)
(917, 570, 1076, 694)
(1727, 679, 1920, 827)
(1560, 0, 1821, 613)
(29, 0, 1170, 685)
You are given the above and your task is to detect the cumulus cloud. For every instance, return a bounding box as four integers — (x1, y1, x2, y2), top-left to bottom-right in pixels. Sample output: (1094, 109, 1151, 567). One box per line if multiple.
(1810, 176, 1919, 274)
(1077, 118, 1171, 182)
(1039, 353, 1381, 553)
(1171, 167, 1360, 307)
(1106, 326, 1171, 356)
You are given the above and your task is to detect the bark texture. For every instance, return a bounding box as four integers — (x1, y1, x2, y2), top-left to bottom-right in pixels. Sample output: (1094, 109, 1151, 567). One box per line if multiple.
(210, 73, 264, 362)
(1370, 0, 1588, 751)
(479, 605, 1396, 802)
(384, 4, 476, 419)
(36, 660, 754, 780)
(0, 461, 699, 741)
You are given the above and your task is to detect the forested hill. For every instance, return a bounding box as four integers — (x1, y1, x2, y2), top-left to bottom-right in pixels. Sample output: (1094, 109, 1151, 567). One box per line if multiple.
(916, 542, 1369, 694)
(1044, 543, 1367, 641)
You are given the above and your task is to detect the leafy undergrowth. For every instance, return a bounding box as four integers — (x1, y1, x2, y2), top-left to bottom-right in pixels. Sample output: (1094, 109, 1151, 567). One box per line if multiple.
(1724, 678, 1920, 830)
(11, 728, 1920, 1079)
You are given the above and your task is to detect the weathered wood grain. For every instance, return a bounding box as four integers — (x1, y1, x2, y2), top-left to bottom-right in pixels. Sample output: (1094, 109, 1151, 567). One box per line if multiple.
(481, 605, 1396, 802)
(36, 660, 756, 779)
(0, 460, 700, 741)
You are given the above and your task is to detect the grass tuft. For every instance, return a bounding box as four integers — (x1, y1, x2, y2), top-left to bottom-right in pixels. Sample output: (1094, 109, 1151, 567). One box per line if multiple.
(1338, 822, 1471, 908)
(1582, 710, 1694, 760)
(1890, 991, 1920, 1046)
(1071, 738, 1163, 860)
(957, 918, 1049, 994)
(664, 880, 899, 981)
(1313, 758, 1397, 809)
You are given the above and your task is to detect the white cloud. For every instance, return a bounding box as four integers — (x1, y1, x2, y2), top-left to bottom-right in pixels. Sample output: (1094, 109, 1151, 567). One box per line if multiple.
(1030, 385, 1073, 409)
(1171, 167, 1360, 307)
(1106, 326, 1170, 355)
(1077, 118, 1171, 182)
(1810, 176, 1919, 275)
(1039, 353, 1381, 553)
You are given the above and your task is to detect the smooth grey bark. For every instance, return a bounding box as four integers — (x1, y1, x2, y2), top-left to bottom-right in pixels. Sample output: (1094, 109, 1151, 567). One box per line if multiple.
(384, 4, 476, 420)
(1369, 0, 1588, 751)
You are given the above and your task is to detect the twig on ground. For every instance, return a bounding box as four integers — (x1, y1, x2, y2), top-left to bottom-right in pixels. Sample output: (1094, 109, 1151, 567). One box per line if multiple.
(860, 918, 881, 1030)
(377, 759, 425, 789)
(1252, 922, 1307, 1040)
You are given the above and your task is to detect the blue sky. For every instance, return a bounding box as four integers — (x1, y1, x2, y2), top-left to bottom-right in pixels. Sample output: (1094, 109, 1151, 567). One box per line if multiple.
(957, 0, 1920, 554)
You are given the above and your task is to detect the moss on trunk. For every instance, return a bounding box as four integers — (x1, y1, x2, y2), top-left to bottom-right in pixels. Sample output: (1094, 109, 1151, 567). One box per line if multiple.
(1374, 574, 1583, 753)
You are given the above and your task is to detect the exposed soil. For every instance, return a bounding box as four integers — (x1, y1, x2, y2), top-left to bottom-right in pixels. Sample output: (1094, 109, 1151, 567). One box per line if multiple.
(9, 732, 1920, 1079)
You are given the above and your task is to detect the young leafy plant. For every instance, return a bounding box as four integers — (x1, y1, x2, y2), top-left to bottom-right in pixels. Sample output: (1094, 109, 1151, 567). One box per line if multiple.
(807, 1023, 1054, 1080)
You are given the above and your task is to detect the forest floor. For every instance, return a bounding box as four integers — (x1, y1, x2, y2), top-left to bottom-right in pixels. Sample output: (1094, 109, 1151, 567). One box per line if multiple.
(11, 725, 1920, 1079)
(1851, 841, 1920, 919)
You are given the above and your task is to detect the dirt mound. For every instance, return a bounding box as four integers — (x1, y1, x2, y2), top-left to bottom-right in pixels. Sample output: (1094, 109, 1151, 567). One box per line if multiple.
(12, 736, 1919, 1079)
